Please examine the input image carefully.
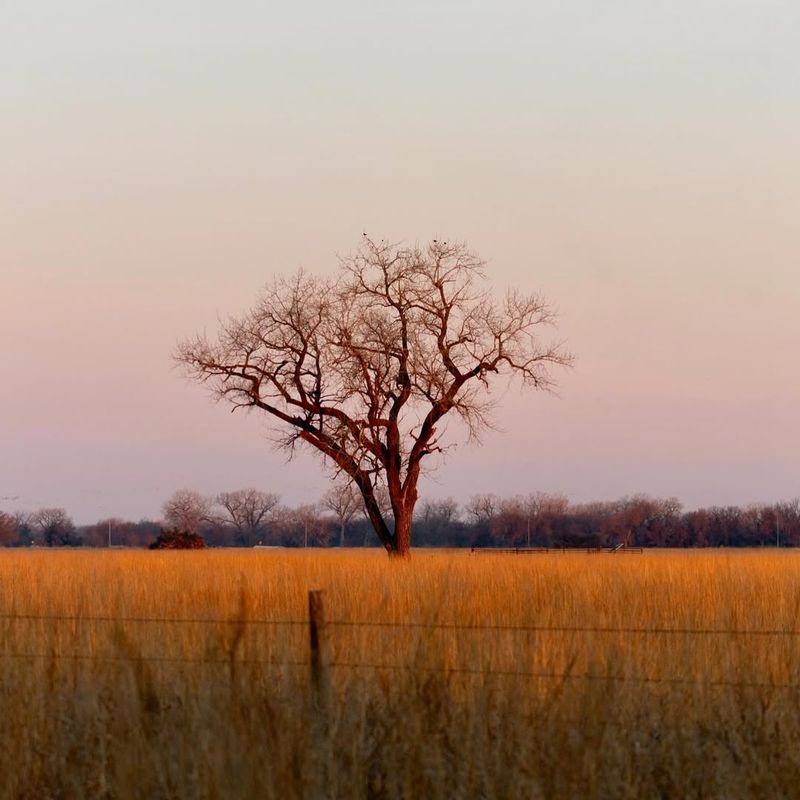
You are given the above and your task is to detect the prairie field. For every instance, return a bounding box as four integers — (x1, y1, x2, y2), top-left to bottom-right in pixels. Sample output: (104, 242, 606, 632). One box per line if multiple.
(1, 549, 800, 799)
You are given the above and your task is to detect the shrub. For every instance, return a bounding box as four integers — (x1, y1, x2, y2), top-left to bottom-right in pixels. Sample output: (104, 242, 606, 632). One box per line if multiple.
(148, 529, 207, 550)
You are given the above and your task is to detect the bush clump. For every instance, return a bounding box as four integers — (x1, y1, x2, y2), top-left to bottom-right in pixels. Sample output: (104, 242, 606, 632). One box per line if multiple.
(148, 529, 207, 550)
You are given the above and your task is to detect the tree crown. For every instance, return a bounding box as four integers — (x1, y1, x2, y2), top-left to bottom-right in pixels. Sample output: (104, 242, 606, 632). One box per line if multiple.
(177, 237, 571, 554)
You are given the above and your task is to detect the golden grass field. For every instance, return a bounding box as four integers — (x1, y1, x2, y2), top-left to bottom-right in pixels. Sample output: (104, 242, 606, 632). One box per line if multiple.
(1, 548, 799, 799)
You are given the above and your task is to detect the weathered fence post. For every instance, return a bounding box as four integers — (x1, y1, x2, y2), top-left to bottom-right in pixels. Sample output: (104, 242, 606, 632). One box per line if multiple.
(308, 590, 328, 706)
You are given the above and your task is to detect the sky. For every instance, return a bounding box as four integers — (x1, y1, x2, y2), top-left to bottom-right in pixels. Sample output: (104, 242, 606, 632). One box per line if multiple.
(2, 1, 799, 523)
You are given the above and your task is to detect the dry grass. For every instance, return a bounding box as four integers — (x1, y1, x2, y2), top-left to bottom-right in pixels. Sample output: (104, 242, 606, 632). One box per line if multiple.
(1, 548, 799, 798)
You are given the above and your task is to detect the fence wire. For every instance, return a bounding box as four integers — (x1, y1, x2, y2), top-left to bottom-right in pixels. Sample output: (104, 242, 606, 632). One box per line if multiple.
(2, 612, 800, 689)
(2, 612, 800, 638)
(0, 649, 796, 690)
(0, 613, 306, 626)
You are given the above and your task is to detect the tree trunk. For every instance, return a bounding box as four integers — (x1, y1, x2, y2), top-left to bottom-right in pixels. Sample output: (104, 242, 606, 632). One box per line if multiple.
(391, 509, 412, 558)
(356, 479, 414, 557)
(340, 521, 345, 548)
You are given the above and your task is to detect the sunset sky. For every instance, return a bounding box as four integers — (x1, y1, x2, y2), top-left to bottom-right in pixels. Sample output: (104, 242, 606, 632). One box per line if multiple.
(3, 1, 799, 523)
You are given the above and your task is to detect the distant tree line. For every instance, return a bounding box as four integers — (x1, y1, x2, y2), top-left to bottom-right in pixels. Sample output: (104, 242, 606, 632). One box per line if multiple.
(1, 490, 799, 549)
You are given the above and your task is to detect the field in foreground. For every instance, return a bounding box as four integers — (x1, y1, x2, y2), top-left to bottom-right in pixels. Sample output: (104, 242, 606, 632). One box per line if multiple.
(1, 549, 799, 799)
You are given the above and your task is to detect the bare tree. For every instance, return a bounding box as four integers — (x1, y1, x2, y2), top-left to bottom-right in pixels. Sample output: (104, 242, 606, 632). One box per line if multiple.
(419, 497, 460, 545)
(776, 498, 800, 547)
(31, 507, 76, 547)
(323, 481, 361, 547)
(162, 489, 212, 535)
(0, 512, 17, 547)
(592, 495, 682, 548)
(13, 511, 33, 547)
(266, 505, 293, 544)
(421, 497, 459, 526)
(177, 237, 571, 556)
(295, 503, 322, 548)
(466, 493, 498, 525)
(495, 495, 524, 543)
(522, 492, 569, 547)
(215, 489, 280, 547)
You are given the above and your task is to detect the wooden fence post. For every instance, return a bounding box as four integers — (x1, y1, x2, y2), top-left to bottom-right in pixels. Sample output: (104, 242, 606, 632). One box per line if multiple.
(308, 590, 328, 704)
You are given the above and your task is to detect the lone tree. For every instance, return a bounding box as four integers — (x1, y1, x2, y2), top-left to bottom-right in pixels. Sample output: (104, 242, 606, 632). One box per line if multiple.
(216, 488, 280, 546)
(323, 480, 361, 547)
(162, 489, 211, 535)
(31, 507, 77, 547)
(177, 237, 571, 557)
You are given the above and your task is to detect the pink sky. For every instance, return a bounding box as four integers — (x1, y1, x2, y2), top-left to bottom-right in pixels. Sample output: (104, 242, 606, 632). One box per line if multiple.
(3, 2, 799, 522)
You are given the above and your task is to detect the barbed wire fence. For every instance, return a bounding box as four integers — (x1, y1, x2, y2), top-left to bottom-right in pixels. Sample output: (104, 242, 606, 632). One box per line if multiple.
(2, 591, 800, 691)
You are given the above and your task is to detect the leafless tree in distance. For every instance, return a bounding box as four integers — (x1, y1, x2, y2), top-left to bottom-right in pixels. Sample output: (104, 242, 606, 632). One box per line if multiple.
(466, 493, 498, 526)
(421, 498, 459, 526)
(177, 237, 571, 556)
(162, 489, 212, 535)
(31, 507, 76, 547)
(0, 512, 17, 547)
(295, 503, 322, 548)
(215, 488, 280, 547)
(13, 511, 34, 546)
(323, 481, 361, 547)
(522, 492, 569, 547)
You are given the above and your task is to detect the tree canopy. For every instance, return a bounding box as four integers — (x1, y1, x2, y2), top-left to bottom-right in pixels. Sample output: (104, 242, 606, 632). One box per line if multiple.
(177, 237, 571, 555)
